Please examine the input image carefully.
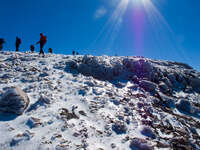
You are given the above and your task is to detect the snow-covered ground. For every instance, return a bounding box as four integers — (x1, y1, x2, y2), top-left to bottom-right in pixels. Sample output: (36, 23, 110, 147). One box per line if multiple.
(0, 51, 199, 150)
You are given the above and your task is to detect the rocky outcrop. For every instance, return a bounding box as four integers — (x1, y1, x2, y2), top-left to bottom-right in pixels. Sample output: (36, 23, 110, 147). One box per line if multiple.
(189, 77, 200, 93)
(67, 55, 200, 96)
(140, 126, 156, 139)
(112, 121, 127, 135)
(0, 87, 30, 115)
(26, 117, 42, 128)
(59, 108, 79, 120)
(159, 82, 169, 94)
(129, 138, 152, 150)
(176, 99, 195, 115)
(139, 80, 157, 92)
(10, 130, 34, 146)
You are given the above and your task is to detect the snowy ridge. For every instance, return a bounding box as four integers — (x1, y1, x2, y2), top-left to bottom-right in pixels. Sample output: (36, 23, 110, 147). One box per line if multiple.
(0, 51, 200, 150)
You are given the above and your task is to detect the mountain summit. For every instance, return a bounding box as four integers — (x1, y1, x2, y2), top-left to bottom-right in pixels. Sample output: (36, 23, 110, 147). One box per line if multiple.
(0, 51, 199, 150)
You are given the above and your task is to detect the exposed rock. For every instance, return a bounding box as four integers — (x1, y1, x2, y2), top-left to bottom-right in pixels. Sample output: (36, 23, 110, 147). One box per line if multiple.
(26, 95, 50, 112)
(110, 143, 116, 149)
(176, 99, 195, 114)
(0, 87, 30, 115)
(139, 80, 157, 92)
(132, 59, 153, 74)
(55, 144, 70, 150)
(0, 73, 14, 79)
(189, 77, 200, 93)
(159, 92, 176, 109)
(10, 130, 34, 146)
(170, 138, 195, 150)
(51, 133, 62, 140)
(176, 73, 187, 86)
(79, 110, 87, 116)
(77, 55, 117, 80)
(68, 60, 78, 69)
(140, 126, 156, 139)
(131, 75, 139, 84)
(167, 73, 177, 86)
(159, 82, 169, 94)
(59, 108, 79, 120)
(129, 138, 152, 150)
(162, 77, 173, 88)
(26, 117, 42, 128)
(38, 94, 51, 104)
(112, 121, 127, 134)
(39, 72, 49, 77)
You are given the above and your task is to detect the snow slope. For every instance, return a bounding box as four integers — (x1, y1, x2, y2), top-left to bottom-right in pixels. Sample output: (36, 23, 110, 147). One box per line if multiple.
(0, 51, 199, 150)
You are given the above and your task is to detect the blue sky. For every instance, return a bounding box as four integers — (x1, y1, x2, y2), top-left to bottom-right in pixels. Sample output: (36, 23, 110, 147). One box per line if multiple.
(0, 0, 199, 70)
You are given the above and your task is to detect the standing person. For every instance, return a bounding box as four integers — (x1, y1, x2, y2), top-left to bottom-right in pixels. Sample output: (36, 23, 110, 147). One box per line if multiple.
(76, 52, 79, 55)
(36, 33, 47, 56)
(72, 50, 75, 56)
(48, 48, 53, 53)
(15, 37, 21, 52)
(30, 45, 35, 53)
(0, 38, 5, 51)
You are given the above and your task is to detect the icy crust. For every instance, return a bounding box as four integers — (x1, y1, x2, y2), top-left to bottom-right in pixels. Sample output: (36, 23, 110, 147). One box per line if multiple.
(0, 51, 199, 150)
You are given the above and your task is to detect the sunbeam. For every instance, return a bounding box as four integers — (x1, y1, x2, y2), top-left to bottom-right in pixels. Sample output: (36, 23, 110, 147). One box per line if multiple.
(89, 0, 129, 53)
(90, 0, 189, 60)
(142, 0, 189, 61)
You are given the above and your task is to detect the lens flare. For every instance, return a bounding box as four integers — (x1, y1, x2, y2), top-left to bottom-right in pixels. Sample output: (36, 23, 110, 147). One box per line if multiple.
(89, 0, 129, 53)
(90, 0, 188, 59)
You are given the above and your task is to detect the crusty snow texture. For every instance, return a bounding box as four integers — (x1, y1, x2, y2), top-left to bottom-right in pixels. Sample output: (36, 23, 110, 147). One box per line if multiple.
(0, 51, 200, 150)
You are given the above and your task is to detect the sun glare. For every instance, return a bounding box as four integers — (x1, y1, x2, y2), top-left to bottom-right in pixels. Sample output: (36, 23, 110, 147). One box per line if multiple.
(129, 0, 150, 7)
(91, 0, 184, 57)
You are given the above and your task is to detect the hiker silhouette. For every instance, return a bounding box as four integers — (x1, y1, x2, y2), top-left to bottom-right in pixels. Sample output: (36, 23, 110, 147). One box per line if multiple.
(0, 38, 5, 51)
(30, 45, 35, 53)
(48, 48, 53, 53)
(72, 50, 75, 55)
(15, 37, 21, 52)
(36, 33, 47, 56)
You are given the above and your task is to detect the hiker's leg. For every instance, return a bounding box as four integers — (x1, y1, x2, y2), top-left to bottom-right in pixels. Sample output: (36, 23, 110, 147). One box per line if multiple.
(16, 44, 19, 52)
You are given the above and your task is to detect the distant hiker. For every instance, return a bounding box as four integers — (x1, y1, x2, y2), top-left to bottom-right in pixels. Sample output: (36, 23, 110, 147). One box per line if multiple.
(0, 38, 5, 51)
(15, 37, 21, 52)
(72, 50, 75, 56)
(30, 45, 35, 53)
(48, 48, 53, 53)
(36, 33, 47, 56)
(76, 52, 79, 55)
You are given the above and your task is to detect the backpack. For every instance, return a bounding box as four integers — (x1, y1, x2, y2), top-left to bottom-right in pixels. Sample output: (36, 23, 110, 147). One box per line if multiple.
(18, 39, 21, 44)
(16, 38, 21, 44)
(40, 35, 47, 44)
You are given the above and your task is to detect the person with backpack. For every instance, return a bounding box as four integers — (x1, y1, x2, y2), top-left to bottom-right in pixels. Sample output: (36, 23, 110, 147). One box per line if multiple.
(0, 38, 5, 51)
(36, 33, 47, 56)
(30, 45, 35, 53)
(48, 48, 53, 53)
(72, 50, 75, 56)
(15, 37, 21, 52)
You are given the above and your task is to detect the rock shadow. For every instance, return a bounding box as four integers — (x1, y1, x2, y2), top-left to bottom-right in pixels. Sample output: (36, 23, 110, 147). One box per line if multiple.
(0, 112, 18, 121)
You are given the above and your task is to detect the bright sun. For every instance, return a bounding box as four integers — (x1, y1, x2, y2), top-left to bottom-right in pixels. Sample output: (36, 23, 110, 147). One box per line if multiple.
(129, 0, 150, 6)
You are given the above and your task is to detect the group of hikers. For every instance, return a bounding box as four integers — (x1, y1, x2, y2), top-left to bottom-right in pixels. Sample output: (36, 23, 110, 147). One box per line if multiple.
(0, 33, 80, 56)
(0, 33, 52, 57)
